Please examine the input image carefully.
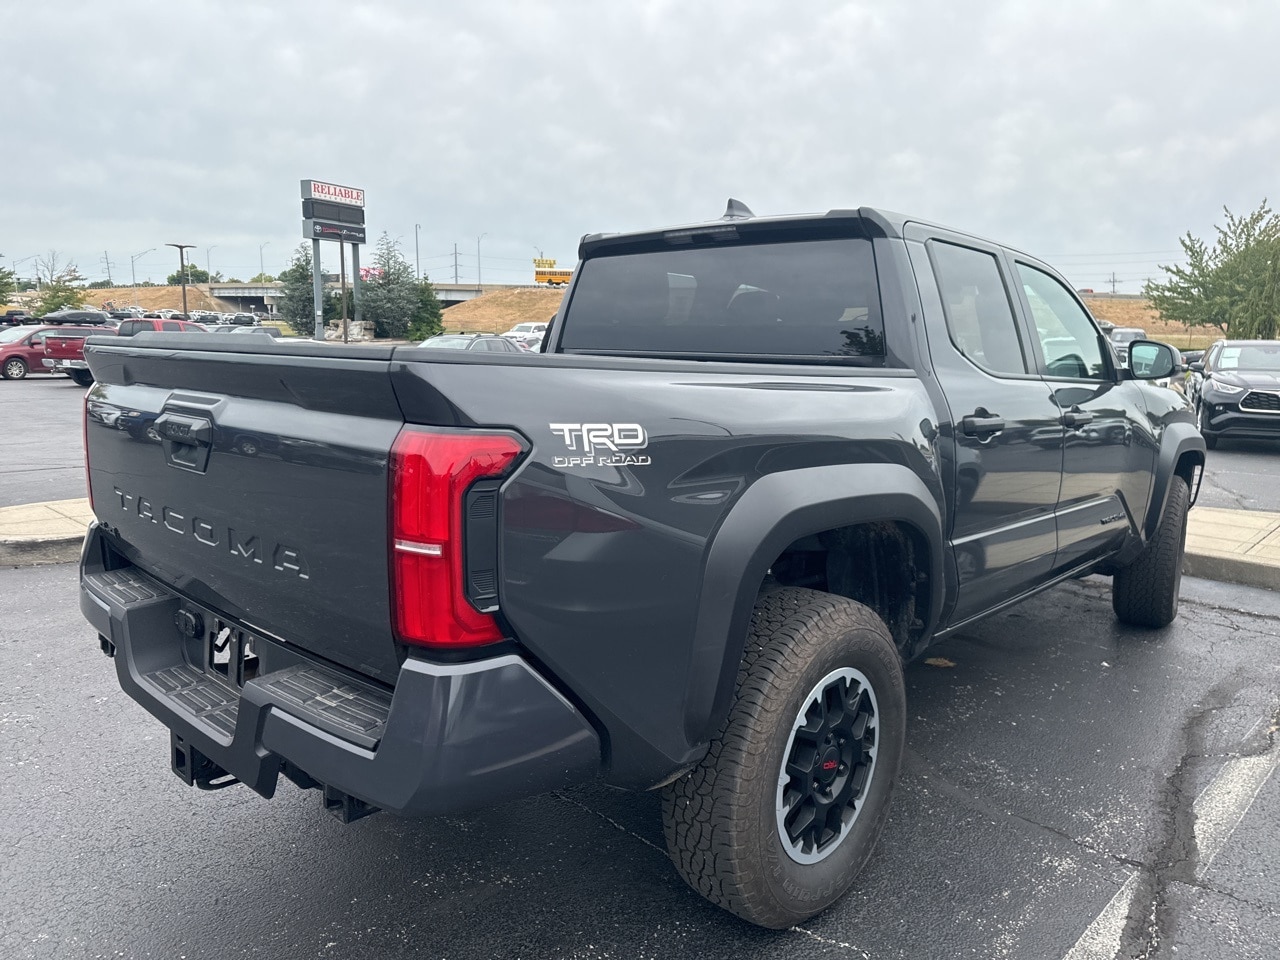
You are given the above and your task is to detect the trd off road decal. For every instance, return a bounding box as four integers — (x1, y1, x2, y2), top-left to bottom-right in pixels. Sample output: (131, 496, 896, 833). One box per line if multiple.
(548, 423, 652, 468)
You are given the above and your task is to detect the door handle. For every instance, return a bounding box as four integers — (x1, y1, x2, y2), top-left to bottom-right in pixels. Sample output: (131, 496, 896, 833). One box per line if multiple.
(961, 413, 1005, 436)
(1061, 407, 1094, 428)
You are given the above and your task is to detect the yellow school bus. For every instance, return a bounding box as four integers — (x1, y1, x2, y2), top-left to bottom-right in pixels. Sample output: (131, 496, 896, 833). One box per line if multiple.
(533, 259, 573, 286)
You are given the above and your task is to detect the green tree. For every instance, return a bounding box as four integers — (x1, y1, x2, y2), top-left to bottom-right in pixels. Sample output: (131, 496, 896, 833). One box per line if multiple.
(87, 279, 114, 289)
(359, 233, 420, 338)
(407, 277, 445, 340)
(32, 252, 86, 314)
(0, 266, 15, 305)
(277, 243, 341, 335)
(166, 264, 211, 285)
(248, 272, 276, 283)
(1144, 201, 1280, 338)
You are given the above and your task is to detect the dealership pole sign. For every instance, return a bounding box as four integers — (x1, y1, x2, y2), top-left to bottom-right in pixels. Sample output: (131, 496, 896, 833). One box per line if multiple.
(302, 178, 366, 342)
(301, 179, 366, 244)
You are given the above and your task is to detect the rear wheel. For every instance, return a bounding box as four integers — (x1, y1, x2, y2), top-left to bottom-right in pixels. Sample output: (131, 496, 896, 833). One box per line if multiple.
(1113, 475, 1190, 628)
(70, 370, 94, 387)
(662, 587, 906, 928)
(2, 357, 28, 380)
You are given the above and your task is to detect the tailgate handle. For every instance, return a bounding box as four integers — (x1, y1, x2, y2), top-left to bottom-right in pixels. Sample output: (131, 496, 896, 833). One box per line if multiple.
(155, 413, 213, 473)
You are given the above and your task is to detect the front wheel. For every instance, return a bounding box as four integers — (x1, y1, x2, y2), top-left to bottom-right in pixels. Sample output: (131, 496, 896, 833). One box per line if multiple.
(1197, 404, 1218, 450)
(1113, 475, 1190, 628)
(662, 587, 906, 928)
(2, 357, 28, 380)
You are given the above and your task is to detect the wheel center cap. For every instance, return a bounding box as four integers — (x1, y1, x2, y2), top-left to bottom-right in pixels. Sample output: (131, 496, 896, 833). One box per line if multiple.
(818, 747, 841, 784)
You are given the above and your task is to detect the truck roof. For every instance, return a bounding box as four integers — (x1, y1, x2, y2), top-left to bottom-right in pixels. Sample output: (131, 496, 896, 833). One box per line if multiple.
(577, 200, 1030, 262)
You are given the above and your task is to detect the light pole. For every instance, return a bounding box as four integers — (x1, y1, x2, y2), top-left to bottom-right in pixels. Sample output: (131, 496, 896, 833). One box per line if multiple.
(206, 245, 217, 286)
(258, 242, 270, 279)
(166, 243, 196, 317)
(129, 248, 154, 288)
(415, 224, 421, 279)
(477, 233, 487, 287)
(12, 255, 37, 290)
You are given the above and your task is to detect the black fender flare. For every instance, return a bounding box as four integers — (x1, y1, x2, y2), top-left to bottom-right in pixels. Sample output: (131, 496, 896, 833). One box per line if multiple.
(681, 463, 945, 748)
(1143, 422, 1206, 540)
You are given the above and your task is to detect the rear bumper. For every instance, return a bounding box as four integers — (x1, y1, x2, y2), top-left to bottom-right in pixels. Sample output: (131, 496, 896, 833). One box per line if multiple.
(43, 358, 88, 370)
(79, 524, 600, 816)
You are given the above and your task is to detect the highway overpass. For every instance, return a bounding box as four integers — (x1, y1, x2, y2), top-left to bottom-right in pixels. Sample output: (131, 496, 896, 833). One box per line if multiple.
(209, 281, 517, 312)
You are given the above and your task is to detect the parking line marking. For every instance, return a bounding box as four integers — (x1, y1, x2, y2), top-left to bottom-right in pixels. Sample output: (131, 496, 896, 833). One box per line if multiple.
(1193, 724, 1280, 874)
(1060, 714, 1278, 960)
(1061, 873, 1139, 960)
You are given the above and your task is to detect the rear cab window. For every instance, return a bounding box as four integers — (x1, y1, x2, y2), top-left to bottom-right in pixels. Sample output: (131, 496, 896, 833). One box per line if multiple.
(557, 237, 886, 364)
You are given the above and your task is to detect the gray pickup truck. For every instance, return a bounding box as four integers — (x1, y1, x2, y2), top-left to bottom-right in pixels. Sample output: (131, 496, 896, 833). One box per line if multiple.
(79, 202, 1204, 927)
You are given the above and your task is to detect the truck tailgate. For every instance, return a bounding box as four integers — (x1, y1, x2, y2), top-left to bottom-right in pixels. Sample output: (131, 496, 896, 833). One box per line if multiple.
(84, 337, 404, 682)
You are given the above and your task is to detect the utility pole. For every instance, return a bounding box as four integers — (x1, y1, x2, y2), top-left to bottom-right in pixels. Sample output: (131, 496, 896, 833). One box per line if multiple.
(206, 245, 217, 286)
(414, 223, 421, 279)
(259, 241, 270, 279)
(130, 248, 154, 288)
(453, 244, 459, 284)
(477, 233, 487, 287)
(101, 251, 114, 285)
(166, 244, 195, 317)
(1109, 271, 1118, 294)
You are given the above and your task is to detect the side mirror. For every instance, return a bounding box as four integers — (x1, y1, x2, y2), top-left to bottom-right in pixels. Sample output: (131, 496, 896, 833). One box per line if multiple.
(29, 337, 43, 348)
(1127, 340, 1178, 380)
(1189, 361, 1205, 373)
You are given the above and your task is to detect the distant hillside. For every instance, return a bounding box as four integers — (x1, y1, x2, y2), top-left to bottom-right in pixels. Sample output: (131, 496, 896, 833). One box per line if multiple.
(73, 285, 238, 313)
(443, 287, 565, 333)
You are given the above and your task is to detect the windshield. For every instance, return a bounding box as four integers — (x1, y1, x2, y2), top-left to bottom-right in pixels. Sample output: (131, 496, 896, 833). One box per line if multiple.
(0, 326, 33, 343)
(1216, 344, 1280, 372)
(1112, 330, 1145, 343)
(560, 237, 885, 362)
(512, 324, 535, 333)
(418, 336, 471, 349)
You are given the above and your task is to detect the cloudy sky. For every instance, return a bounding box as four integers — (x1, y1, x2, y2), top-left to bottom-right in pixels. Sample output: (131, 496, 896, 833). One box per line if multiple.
(3, 0, 1278, 292)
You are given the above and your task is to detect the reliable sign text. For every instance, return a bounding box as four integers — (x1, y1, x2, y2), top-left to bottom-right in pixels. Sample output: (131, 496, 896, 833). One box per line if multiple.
(300, 179, 365, 207)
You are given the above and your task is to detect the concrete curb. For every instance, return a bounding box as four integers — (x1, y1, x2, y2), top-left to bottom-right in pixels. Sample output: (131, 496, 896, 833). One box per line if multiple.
(1183, 551, 1280, 592)
(1, 535, 85, 567)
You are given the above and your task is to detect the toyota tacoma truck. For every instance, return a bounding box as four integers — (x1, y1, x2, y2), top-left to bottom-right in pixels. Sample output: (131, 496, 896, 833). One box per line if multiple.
(78, 201, 1204, 928)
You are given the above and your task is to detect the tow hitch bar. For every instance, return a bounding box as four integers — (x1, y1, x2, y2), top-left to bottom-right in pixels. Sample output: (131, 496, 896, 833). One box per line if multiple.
(171, 732, 238, 791)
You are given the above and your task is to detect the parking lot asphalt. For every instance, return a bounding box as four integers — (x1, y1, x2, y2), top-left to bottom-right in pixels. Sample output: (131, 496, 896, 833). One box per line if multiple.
(0, 376, 89, 508)
(2, 563, 1276, 960)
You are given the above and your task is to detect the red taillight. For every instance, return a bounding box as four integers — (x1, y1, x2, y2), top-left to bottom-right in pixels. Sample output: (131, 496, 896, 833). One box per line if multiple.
(390, 427, 524, 648)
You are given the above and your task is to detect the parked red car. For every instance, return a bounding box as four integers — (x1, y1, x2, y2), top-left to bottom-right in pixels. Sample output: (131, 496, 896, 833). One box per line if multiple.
(1, 325, 111, 381)
(116, 318, 206, 336)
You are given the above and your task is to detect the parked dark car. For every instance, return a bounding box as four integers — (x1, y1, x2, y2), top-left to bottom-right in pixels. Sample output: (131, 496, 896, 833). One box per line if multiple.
(417, 333, 524, 352)
(2, 308, 34, 325)
(78, 201, 1202, 929)
(1189, 339, 1280, 448)
(38, 308, 112, 326)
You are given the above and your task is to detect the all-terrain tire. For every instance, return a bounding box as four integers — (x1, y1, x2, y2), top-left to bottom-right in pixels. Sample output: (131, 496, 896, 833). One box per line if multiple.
(661, 587, 906, 928)
(1113, 475, 1190, 628)
(2, 357, 28, 380)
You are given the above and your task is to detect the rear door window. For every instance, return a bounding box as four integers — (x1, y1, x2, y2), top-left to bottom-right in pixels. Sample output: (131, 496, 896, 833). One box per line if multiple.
(559, 238, 885, 362)
(119, 321, 141, 336)
(161, 321, 182, 331)
(929, 242, 1028, 376)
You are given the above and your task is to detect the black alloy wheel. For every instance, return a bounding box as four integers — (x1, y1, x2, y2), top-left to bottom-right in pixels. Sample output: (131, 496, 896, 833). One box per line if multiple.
(777, 667, 879, 863)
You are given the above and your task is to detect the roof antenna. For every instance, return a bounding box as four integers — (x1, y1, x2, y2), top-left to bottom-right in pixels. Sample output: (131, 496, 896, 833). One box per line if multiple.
(722, 198, 755, 220)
